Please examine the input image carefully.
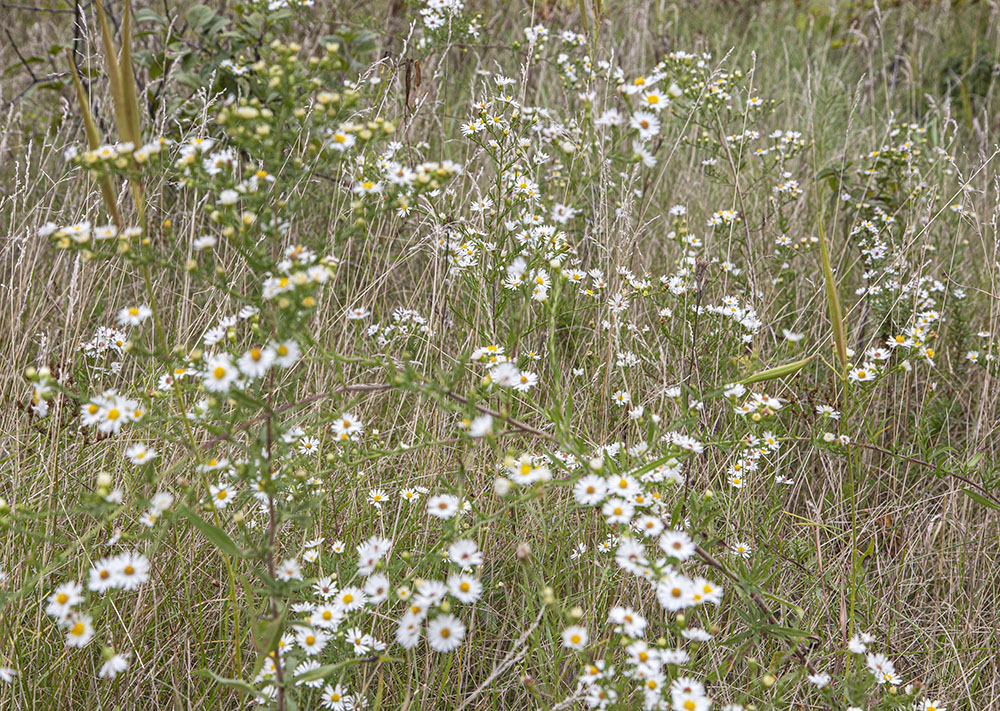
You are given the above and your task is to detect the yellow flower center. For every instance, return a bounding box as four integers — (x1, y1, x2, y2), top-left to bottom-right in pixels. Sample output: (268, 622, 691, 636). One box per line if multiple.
(440, 628, 451, 639)
(213, 366, 227, 379)
(305, 635, 315, 646)
(124, 565, 134, 575)
(107, 408, 120, 420)
(57, 593, 69, 604)
(71, 622, 85, 636)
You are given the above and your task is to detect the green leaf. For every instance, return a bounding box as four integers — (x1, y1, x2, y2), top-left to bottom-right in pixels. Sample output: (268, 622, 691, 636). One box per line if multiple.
(186, 5, 217, 31)
(179, 505, 243, 557)
(193, 669, 258, 696)
(292, 655, 399, 683)
(961, 488, 1000, 510)
(737, 355, 815, 385)
(134, 8, 167, 26)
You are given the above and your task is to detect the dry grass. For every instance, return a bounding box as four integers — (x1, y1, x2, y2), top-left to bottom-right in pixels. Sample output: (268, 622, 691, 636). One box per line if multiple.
(1, 1, 999, 709)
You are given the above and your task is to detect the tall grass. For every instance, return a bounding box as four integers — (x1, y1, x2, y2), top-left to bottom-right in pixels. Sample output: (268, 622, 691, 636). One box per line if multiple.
(1, 1, 998, 709)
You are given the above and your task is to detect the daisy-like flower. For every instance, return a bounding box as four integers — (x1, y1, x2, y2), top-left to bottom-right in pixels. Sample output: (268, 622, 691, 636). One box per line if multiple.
(808, 672, 832, 688)
(657, 572, 696, 612)
(848, 633, 872, 654)
(659, 530, 695, 561)
(64, 613, 95, 648)
(574, 475, 608, 506)
(400, 488, 422, 503)
(395, 613, 422, 650)
(426, 613, 466, 653)
(447, 573, 482, 603)
(276, 558, 302, 582)
(468, 414, 493, 438)
(364, 574, 390, 604)
(815, 404, 841, 419)
(732, 541, 752, 559)
(296, 627, 330, 656)
(116, 305, 152, 327)
(88, 556, 121, 594)
(630, 111, 661, 140)
(98, 651, 131, 679)
(237, 346, 275, 379)
(606, 473, 640, 498)
(849, 364, 877, 382)
(334, 586, 366, 613)
(331, 412, 363, 442)
(209, 481, 235, 509)
(642, 89, 667, 111)
(292, 659, 323, 688)
(512, 370, 538, 392)
(609, 605, 647, 637)
(670, 677, 711, 711)
(561, 625, 589, 650)
(328, 131, 356, 152)
(46, 581, 84, 619)
(867, 652, 901, 685)
(124, 443, 157, 466)
(313, 603, 344, 629)
(427, 494, 460, 519)
(202, 353, 238, 392)
(447, 539, 483, 568)
(114, 552, 150, 591)
(313, 576, 338, 599)
(320, 683, 352, 710)
(602, 498, 635, 525)
(271, 340, 300, 368)
(633, 514, 664, 538)
(298, 436, 320, 455)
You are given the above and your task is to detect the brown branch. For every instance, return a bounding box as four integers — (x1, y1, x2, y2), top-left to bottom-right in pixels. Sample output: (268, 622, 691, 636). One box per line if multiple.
(199, 383, 392, 451)
(444, 391, 555, 440)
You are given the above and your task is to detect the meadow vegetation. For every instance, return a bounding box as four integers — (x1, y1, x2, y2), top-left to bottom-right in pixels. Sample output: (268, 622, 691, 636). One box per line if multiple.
(1, 0, 999, 709)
